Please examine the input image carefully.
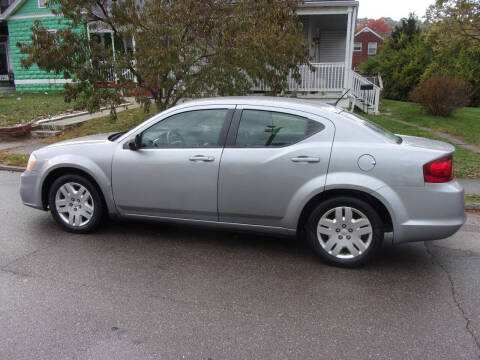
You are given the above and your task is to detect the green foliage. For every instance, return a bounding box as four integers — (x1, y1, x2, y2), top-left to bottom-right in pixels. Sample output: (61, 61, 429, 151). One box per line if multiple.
(18, 0, 310, 116)
(426, 0, 480, 51)
(359, 15, 432, 101)
(359, 11, 480, 107)
(411, 74, 471, 116)
(425, 0, 480, 106)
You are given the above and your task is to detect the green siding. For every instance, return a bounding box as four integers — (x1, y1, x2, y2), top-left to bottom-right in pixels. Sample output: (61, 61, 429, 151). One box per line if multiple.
(8, 16, 81, 92)
(14, 0, 53, 16)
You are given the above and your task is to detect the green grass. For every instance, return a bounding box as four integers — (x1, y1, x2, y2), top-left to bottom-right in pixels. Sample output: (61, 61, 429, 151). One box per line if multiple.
(363, 109, 480, 179)
(381, 99, 480, 146)
(0, 152, 29, 167)
(0, 92, 82, 126)
(466, 194, 480, 203)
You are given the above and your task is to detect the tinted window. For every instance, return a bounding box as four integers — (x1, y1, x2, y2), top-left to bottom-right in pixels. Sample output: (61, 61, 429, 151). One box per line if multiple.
(235, 110, 324, 147)
(140, 109, 228, 148)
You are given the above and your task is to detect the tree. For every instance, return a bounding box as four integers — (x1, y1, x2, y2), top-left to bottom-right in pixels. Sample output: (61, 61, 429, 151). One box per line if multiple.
(356, 18, 391, 36)
(426, 0, 480, 105)
(359, 14, 432, 101)
(19, 0, 310, 118)
(426, 0, 480, 50)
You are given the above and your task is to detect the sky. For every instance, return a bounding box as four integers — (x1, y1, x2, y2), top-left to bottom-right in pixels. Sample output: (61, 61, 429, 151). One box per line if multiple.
(357, 0, 434, 20)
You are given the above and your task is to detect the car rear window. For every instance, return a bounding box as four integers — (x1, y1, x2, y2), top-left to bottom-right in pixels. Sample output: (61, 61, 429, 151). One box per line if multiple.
(341, 112, 402, 144)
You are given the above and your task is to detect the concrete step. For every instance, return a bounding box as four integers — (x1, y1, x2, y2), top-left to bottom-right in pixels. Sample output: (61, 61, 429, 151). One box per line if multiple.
(0, 86, 15, 95)
(31, 129, 62, 138)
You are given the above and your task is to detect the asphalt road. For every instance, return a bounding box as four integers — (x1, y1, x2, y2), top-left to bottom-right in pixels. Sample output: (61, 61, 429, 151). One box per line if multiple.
(0, 171, 479, 360)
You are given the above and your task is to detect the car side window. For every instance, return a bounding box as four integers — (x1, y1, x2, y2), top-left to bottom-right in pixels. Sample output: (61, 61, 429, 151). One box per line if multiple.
(235, 110, 324, 147)
(140, 109, 228, 148)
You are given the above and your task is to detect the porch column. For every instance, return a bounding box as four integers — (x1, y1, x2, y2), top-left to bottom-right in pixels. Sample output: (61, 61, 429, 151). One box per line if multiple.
(344, 7, 353, 89)
(111, 32, 116, 61)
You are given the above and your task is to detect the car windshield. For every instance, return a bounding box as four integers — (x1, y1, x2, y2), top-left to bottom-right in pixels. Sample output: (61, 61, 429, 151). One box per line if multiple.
(341, 112, 402, 144)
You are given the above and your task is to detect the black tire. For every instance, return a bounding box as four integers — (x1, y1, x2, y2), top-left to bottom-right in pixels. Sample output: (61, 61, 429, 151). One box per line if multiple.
(48, 174, 104, 234)
(305, 196, 384, 267)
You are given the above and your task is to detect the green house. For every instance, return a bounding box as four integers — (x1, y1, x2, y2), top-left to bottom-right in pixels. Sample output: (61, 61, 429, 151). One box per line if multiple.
(0, 0, 70, 92)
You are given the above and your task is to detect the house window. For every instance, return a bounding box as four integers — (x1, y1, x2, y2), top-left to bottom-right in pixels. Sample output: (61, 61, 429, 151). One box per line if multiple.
(38, 0, 47, 8)
(354, 42, 362, 52)
(368, 42, 377, 55)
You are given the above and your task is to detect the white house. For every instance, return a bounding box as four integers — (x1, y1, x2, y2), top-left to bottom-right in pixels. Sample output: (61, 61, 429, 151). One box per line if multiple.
(253, 0, 381, 113)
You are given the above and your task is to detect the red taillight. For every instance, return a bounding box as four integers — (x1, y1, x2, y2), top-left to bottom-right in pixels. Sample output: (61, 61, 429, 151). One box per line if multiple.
(423, 155, 453, 183)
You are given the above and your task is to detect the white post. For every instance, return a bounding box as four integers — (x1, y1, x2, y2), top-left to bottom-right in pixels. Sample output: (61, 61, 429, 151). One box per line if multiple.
(111, 31, 116, 61)
(374, 87, 380, 114)
(111, 32, 117, 83)
(349, 6, 357, 71)
(344, 7, 353, 89)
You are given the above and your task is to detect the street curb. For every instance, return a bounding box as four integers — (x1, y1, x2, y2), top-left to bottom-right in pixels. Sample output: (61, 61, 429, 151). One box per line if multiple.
(0, 165, 25, 172)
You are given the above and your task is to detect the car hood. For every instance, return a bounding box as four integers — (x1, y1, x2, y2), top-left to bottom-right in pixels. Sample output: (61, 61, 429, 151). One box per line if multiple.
(46, 133, 115, 148)
(399, 135, 455, 153)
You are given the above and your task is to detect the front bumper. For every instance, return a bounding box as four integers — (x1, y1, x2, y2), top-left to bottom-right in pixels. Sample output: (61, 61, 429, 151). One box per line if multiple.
(20, 170, 44, 210)
(376, 181, 466, 244)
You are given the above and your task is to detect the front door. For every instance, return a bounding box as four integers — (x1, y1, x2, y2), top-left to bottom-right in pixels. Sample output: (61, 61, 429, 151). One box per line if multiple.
(112, 107, 234, 221)
(218, 106, 335, 228)
(0, 43, 8, 81)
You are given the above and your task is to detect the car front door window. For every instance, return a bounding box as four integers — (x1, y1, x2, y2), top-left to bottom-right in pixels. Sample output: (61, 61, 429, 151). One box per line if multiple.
(141, 109, 229, 148)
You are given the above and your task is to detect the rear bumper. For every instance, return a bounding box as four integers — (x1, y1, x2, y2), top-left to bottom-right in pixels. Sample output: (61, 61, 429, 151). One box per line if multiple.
(375, 181, 465, 244)
(20, 170, 44, 210)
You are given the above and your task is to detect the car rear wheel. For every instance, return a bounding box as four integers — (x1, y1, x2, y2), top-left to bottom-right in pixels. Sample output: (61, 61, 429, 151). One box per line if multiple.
(306, 197, 384, 267)
(48, 174, 103, 233)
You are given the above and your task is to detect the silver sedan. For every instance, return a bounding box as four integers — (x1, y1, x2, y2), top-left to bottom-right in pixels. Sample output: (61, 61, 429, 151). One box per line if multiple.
(20, 97, 465, 267)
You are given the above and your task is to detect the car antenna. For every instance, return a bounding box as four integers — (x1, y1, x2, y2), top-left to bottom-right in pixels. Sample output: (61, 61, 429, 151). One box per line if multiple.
(333, 89, 350, 107)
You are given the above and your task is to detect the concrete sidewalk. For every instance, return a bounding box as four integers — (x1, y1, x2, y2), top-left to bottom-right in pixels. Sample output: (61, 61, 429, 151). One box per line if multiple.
(458, 179, 480, 196)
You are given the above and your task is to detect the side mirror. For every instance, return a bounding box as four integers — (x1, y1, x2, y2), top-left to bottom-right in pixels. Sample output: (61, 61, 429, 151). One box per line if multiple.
(128, 133, 142, 151)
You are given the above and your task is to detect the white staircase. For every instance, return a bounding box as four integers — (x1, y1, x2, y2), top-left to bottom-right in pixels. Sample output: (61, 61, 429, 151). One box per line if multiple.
(347, 71, 382, 114)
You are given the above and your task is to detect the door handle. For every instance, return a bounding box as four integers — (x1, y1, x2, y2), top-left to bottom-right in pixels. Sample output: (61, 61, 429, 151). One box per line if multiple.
(291, 156, 320, 163)
(189, 155, 215, 162)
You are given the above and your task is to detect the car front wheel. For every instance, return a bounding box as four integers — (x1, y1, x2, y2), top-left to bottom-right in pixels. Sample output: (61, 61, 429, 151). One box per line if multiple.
(306, 197, 384, 267)
(48, 174, 103, 233)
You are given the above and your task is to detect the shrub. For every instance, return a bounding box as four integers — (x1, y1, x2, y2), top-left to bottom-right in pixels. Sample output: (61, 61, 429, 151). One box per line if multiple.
(411, 75, 471, 116)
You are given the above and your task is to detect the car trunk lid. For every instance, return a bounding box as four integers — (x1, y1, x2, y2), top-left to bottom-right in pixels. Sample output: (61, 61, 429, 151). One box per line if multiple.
(398, 135, 455, 153)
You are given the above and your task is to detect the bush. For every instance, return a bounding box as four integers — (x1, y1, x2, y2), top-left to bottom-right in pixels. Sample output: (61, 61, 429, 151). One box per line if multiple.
(411, 75, 471, 116)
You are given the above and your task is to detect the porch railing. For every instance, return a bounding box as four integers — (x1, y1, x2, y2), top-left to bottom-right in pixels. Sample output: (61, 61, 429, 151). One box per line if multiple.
(348, 71, 381, 114)
(251, 62, 346, 92)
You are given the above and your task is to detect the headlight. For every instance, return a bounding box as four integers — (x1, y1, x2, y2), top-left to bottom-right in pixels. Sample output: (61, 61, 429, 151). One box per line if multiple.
(26, 153, 37, 171)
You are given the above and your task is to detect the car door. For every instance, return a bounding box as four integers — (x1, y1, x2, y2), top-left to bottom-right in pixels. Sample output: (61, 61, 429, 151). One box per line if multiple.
(112, 106, 234, 221)
(218, 105, 335, 228)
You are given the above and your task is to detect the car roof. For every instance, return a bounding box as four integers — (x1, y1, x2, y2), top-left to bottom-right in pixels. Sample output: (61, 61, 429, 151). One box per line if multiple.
(171, 96, 344, 117)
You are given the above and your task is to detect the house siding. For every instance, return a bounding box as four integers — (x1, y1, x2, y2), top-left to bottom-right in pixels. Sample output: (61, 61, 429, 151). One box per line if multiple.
(352, 30, 383, 70)
(7, 0, 73, 92)
(318, 31, 346, 63)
